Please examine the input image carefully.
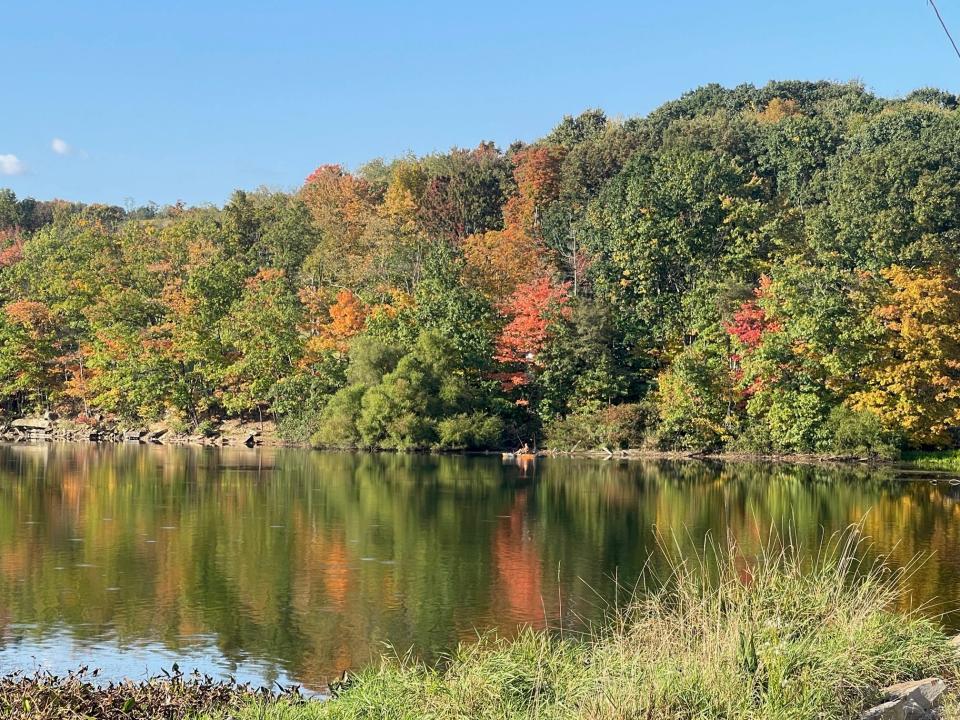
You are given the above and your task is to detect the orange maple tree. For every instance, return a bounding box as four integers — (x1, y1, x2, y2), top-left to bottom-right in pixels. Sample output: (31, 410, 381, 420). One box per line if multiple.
(503, 145, 565, 235)
(462, 228, 547, 298)
(0, 229, 23, 268)
(302, 289, 368, 357)
(494, 276, 569, 392)
(463, 145, 565, 299)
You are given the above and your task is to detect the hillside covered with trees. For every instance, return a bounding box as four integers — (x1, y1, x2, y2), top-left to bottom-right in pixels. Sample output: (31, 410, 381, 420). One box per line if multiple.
(2, 80, 960, 455)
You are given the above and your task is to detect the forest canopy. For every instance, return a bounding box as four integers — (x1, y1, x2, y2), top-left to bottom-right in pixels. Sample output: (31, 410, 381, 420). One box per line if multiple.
(3, 80, 960, 455)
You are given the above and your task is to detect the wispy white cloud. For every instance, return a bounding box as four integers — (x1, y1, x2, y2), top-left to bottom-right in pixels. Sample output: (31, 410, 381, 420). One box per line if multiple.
(0, 154, 25, 176)
(51, 138, 88, 159)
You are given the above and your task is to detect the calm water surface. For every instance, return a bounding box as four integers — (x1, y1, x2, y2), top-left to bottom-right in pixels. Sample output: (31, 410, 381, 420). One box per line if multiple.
(0, 442, 958, 690)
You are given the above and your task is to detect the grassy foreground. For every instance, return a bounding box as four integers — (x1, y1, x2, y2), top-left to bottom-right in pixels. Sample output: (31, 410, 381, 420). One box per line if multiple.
(200, 533, 959, 720)
(3, 533, 955, 719)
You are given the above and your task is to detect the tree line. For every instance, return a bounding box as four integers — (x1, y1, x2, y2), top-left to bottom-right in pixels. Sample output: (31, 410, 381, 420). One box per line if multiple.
(2, 80, 960, 454)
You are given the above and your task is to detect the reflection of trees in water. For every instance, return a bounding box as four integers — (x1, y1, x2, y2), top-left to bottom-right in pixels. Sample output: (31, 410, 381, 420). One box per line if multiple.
(0, 445, 956, 689)
(492, 490, 545, 626)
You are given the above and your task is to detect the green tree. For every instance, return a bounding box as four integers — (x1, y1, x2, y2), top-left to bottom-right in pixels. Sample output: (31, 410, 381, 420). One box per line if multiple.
(220, 269, 303, 417)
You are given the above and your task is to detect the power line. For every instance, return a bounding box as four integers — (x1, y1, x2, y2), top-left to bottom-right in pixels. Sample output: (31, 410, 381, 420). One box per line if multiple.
(929, 0, 960, 62)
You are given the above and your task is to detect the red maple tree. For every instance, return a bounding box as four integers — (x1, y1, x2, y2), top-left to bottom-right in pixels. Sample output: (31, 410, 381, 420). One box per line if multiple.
(724, 275, 781, 396)
(724, 275, 780, 351)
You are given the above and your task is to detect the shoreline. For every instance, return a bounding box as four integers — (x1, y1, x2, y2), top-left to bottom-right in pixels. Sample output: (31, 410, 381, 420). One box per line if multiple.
(2, 415, 949, 471)
(525, 447, 891, 465)
(0, 416, 292, 449)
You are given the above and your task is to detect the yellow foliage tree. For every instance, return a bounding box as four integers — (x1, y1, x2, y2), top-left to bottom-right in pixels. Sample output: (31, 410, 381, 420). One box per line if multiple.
(851, 265, 960, 447)
(460, 146, 564, 299)
(755, 97, 802, 124)
(382, 160, 426, 228)
(462, 228, 547, 299)
(300, 165, 381, 289)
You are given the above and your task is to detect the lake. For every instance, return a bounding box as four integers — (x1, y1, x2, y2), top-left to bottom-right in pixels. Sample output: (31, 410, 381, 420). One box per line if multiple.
(0, 442, 957, 691)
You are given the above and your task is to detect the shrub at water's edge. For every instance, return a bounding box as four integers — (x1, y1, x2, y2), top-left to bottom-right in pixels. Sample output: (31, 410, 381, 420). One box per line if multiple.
(903, 450, 960, 472)
(204, 532, 959, 720)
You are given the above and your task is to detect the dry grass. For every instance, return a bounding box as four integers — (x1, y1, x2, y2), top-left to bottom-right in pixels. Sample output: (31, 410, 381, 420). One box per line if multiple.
(0, 666, 279, 719)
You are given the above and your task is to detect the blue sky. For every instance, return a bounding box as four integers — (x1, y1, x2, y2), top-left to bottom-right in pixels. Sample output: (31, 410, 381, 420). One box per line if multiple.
(3, 1, 958, 207)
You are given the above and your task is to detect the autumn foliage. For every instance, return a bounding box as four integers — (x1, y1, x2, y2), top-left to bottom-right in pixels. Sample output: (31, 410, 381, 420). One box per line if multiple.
(4, 300, 53, 332)
(302, 165, 376, 244)
(462, 145, 564, 298)
(462, 228, 547, 298)
(493, 276, 569, 393)
(2, 83, 960, 454)
(725, 276, 780, 352)
(851, 266, 960, 447)
(503, 145, 565, 236)
(0, 229, 23, 268)
(305, 289, 368, 356)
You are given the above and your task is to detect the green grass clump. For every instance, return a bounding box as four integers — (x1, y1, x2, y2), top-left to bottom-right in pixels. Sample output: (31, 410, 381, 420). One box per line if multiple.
(208, 531, 960, 720)
(903, 449, 960, 471)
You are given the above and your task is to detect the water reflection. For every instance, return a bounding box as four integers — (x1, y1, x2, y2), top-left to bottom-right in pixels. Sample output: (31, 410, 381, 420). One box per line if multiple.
(0, 443, 957, 690)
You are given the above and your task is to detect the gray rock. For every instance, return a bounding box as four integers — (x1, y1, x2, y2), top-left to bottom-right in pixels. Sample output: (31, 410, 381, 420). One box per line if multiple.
(860, 678, 948, 720)
(860, 697, 934, 720)
(882, 678, 946, 710)
(860, 698, 901, 720)
(11, 418, 51, 430)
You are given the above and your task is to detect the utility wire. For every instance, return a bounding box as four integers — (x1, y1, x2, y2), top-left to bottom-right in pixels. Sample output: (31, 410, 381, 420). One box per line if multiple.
(929, 0, 960, 62)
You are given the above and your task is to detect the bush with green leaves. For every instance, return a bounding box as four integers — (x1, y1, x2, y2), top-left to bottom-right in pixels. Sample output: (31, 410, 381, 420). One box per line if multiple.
(312, 332, 505, 451)
(543, 403, 649, 451)
(436, 412, 504, 450)
(653, 339, 734, 451)
(821, 405, 899, 459)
